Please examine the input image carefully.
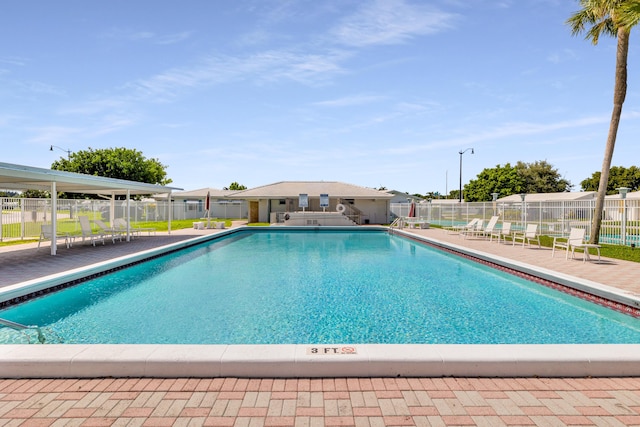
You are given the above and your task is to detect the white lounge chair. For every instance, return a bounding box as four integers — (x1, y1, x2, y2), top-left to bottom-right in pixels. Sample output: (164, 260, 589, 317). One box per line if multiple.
(491, 222, 512, 243)
(37, 224, 73, 250)
(78, 216, 105, 246)
(114, 218, 156, 238)
(461, 219, 485, 239)
(93, 219, 124, 244)
(446, 218, 479, 234)
(512, 224, 540, 248)
(478, 216, 500, 239)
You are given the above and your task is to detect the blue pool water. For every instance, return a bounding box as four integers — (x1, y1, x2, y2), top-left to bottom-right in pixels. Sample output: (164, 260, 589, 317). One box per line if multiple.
(2, 229, 640, 344)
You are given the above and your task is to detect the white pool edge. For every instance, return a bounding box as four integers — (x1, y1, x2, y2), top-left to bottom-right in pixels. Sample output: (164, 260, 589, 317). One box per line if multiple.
(2, 226, 640, 378)
(1, 343, 640, 378)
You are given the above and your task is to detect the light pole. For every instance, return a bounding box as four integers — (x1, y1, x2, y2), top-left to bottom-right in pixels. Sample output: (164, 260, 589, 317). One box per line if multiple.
(49, 145, 71, 159)
(520, 193, 526, 230)
(491, 192, 499, 216)
(618, 187, 629, 246)
(458, 148, 474, 203)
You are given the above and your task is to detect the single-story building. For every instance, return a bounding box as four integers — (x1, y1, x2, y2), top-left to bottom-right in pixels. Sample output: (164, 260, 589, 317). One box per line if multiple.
(162, 188, 247, 220)
(226, 181, 394, 224)
(605, 190, 640, 221)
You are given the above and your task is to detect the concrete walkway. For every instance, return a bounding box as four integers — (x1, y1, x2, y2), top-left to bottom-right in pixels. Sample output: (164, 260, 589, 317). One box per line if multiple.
(0, 225, 639, 426)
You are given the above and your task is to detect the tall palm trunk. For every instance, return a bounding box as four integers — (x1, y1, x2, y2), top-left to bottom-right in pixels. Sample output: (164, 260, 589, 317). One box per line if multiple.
(590, 27, 629, 244)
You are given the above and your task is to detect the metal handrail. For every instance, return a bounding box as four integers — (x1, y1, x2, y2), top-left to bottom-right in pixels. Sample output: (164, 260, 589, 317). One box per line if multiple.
(0, 317, 46, 344)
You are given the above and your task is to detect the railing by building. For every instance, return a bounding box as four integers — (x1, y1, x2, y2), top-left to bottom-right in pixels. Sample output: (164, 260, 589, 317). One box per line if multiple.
(0, 198, 248, 241)
(391, 199, 640, 247)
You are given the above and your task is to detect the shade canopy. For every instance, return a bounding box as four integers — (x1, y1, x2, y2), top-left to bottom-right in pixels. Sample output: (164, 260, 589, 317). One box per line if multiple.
(0, 162, 182, 255)
(0, 162, 182, 196)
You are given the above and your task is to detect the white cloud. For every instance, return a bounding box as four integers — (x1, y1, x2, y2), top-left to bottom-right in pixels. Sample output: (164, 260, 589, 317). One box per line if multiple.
(27, 126, 82, 144)
(156, 31, 194, 45)
(547, 49, 579, 64)
(312, 94, 386, 107)
(127, 48, 351, 101)
(102, 28, 192, 45)
(383, 114, 618, 155)
(330, 0, 457, 47)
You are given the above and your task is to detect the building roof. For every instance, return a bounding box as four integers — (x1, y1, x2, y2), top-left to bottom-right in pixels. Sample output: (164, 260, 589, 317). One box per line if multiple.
(497, 192, 596, 202)
(227, 181, 393, 199)
(605, 190, 640, 199)
(0, 162, 182, 196)
(169, 187, 236, 198)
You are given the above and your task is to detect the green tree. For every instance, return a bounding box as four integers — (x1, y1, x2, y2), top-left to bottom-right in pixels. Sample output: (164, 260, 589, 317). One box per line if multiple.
(464, 163, 523, 202)
(581, 165, 640, 193)
(464, 161, 570, 202)
(567, 0, 639, 243)
(224, 182, 247, 191)
(51, 147, 171, 198)
(515, 160, 571, 193)
(20, 190, 49, 198)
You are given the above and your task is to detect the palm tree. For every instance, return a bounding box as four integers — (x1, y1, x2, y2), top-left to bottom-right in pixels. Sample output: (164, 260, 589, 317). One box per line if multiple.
(566, 0, 639, 244)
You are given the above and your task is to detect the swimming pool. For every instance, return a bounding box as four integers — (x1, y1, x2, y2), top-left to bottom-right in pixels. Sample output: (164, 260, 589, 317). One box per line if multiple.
(2, 229, 640, 345)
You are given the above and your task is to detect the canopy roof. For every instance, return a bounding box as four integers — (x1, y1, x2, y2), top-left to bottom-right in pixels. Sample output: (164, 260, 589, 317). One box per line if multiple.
(0, 162, 182, 195)
(161, 187, 235, 199)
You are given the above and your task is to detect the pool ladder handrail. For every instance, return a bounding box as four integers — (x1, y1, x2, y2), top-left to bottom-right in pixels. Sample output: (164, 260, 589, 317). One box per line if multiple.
(389, 217, 404, 232)
(0, 317, 46, 344)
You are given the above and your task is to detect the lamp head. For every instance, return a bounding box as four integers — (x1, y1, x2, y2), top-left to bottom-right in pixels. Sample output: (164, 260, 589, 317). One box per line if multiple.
(49, 145, 53, 151)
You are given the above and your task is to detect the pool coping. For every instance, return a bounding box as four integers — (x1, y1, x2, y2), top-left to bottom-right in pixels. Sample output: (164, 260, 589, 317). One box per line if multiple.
(1, 226, 640, 378)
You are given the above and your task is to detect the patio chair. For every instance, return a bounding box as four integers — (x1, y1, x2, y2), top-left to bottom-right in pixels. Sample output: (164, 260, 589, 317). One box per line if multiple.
(92, 219, 124, 244)
(512, 224, 540, 248)
(37, 224, 73, 250)
(552, 228, 597, 261)
(78, 216, 105, 246)
(490, 222, 512, 243)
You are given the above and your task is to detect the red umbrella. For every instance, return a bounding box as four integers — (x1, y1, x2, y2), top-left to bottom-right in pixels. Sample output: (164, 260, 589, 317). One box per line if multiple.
(408, 200, 416, 217)
(205, 191, 210, 212)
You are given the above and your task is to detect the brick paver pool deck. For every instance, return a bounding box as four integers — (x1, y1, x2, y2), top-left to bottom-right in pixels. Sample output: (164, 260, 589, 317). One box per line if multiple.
(1, 225, 639, 426)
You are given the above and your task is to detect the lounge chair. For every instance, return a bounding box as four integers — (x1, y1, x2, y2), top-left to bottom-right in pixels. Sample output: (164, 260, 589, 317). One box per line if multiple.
(491, 222, 512, 243)
(114, 218, 156, 238)
(93, 219, 124, 244)
(37, 224, 73, 250)
(446, 218, 479, 234)
(512, 224, 540, 248)
(78, 216, 105, 246)
(460, 219, 485, 239)
(478, 215, 500, 239)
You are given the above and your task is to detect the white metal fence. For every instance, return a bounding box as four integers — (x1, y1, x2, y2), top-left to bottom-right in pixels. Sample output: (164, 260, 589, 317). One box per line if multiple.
(0, 198, 248, 241)
(391, 199, 640, 247)
(3, 197, 638, 246)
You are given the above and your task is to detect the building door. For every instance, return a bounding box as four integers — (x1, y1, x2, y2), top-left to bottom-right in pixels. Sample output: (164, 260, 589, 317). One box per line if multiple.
(249, 201, 259, 223)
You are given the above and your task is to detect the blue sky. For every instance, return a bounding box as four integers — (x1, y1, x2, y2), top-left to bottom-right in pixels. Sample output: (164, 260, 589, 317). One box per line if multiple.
(2, 0, 639, 195)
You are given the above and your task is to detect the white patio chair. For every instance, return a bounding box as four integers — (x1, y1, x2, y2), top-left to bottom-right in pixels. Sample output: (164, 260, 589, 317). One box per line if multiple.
(512, 224, 540, 248)
(37, 224, 73, 250)
(93, 219, 124, 244)
(78, 216, 105, 246)
(490, 222, 512, 243)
